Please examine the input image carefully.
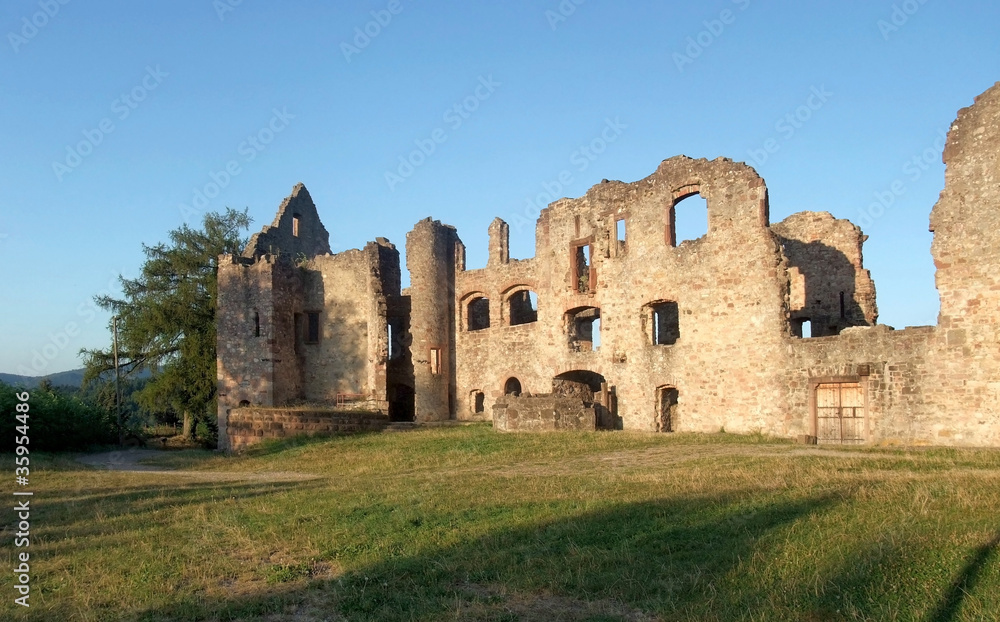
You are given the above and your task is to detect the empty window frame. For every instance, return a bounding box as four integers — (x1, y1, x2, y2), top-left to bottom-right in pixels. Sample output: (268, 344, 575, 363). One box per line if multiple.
(667, 189, 708, 246)
(572, 243, 593, 293)
(616, 218, 626, 253)
(508, 290, 538, 326)
(430, 348, 442, 375)
(305, 311, 320, 344)
(467, 296, 491, 331)
(566, 306, 601, 352)
(470, 390, 486, 414)
(646, 301, 680, 345)
(292, 213, 301, 237)
(791, 317, 812, 339)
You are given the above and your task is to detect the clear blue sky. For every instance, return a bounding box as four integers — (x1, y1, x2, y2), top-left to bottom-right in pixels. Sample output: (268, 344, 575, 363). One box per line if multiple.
(1, 0, 997, 376)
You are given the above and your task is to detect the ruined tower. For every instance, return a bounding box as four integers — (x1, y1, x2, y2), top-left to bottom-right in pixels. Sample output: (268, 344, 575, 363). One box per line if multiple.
(405, 218, 462, 422)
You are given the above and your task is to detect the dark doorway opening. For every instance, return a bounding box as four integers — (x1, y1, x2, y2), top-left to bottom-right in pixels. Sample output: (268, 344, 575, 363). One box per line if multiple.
(388, 384, 415, 422)
(655, 386, 678, 432)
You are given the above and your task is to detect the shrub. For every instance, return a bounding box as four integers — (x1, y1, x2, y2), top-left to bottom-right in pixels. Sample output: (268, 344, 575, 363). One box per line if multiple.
(1, 382, 118, 452)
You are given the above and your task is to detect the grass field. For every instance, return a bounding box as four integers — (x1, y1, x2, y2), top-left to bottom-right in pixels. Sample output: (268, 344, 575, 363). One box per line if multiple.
(3, 425, 1000, 621)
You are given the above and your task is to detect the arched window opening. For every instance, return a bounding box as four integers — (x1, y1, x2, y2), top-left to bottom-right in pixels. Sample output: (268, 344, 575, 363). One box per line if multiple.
(238, 400, 251, 408)
(504, 377, 522, 396)
(565, 306, 601, 352)
(668, 191, 708, 246)
(467, 296, 490, 331)
(508, 290, 538, 326)
(644, 301, 680, 345)
(792, 317, 812, 339)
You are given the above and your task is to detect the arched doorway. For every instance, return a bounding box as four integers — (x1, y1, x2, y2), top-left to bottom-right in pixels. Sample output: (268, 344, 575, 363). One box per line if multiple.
(504, 377, 522, 396)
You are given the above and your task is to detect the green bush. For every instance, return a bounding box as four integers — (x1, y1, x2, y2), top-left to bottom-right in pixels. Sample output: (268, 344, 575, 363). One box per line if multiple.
(1, 382, 118, 452)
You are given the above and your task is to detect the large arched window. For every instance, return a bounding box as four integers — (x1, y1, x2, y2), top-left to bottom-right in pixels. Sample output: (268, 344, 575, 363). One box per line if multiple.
(465, 295, 491, 331)
(506, 288, 539, 326)
(667, 186, 708, 246)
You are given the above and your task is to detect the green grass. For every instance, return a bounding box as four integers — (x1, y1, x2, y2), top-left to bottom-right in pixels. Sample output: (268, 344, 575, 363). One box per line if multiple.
(3, 425, 1000, 621)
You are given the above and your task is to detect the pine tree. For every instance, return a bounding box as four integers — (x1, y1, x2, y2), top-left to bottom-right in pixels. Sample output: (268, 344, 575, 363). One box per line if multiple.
(82, 208, 251, 442)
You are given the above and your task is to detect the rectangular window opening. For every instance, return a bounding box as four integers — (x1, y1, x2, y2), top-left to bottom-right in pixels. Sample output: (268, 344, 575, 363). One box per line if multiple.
(616, 219, 626, 253)
(430, 348, 441, 375)
(305, 311, 320, 344)
(574, 244, 592, 293)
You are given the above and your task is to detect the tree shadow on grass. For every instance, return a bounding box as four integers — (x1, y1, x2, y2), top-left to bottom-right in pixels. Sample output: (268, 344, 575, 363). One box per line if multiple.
(927, 530, 1000, 622)
(133, 492, 842, 622)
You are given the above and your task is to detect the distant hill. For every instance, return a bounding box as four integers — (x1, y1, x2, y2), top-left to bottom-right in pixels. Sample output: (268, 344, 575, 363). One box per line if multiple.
(0, 368, 87, 389)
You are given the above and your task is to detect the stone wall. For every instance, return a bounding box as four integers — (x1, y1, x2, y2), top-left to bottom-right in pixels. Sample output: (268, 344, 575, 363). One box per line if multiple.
(217, 185, 403, 451)
(493, 395, 596, 432)
(772, 211, 877, 336)
(219, 81, 1000, 449)
(243, 183, 331, 260)
(226, 407, 391, 450)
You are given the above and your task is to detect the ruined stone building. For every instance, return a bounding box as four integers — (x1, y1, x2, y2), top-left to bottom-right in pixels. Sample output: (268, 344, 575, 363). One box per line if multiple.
(217, 82, 1000, 450)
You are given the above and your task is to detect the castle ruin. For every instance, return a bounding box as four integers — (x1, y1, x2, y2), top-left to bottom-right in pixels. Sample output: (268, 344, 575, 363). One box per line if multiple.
(216, 82, 1000, 451)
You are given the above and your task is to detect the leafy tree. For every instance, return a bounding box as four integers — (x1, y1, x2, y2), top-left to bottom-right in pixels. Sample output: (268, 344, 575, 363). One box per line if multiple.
(82, 208, 251, 444)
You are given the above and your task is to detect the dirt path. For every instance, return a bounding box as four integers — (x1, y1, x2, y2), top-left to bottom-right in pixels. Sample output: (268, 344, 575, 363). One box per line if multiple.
(75, 449, 317, 482)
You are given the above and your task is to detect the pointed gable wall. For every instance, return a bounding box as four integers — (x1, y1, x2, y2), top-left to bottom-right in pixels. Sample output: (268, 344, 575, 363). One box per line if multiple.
(242, 183, 332, 260)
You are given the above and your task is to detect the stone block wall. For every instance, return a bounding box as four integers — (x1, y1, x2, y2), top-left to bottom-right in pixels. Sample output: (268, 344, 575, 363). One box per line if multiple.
(493, 395, 596, 432)
(219, 82, 1000, 450)
(226, 407, 391, 451)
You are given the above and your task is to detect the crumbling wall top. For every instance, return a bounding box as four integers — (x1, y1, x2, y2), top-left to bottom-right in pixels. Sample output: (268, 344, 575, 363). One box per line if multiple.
(242, 183, 332, 261)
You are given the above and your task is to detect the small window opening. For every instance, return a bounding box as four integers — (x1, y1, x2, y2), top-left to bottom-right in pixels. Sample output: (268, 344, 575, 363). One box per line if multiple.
(305, 311, 320, 344)
(509, 290, 538, 326)
(238, 399, 251, 408)
(616, 219, 626, 252)
(430, 348, 441, 375)
(470, 390, 485, 413)
(669, 192, 708, 246)
(573, 244, 592, 293)
(292, 213, 301, 237)
(253, 311, 261, 337)
(467, 297, 490, 331)
(504, 377, 522, 396)
(566, 306, 601, 352)
(647, 301, 680, 345)
(839, 291, 846, 319)
(792, 318, 812, 339)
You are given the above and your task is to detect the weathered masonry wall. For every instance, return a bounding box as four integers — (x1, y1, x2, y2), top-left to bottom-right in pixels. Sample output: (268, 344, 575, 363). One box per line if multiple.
(772, 211, 878, 337)
(220, 81, 1000, 450)
(447, 157, 797, 436)
(227, 407, 391, 451)
(217, 185, 403, 451)
(493, 396, 596, 432)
